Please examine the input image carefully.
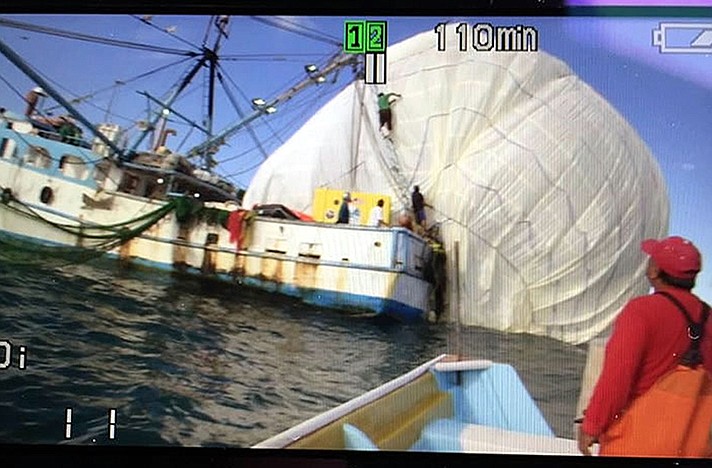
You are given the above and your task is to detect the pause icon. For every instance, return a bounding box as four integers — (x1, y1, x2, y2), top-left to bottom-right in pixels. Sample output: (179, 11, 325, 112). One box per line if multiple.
(365, 53, 386, 85)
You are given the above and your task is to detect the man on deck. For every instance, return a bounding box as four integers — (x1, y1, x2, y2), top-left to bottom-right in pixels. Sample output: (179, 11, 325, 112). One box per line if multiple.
(24, 87, 47, 117)
(411, 185, 429, 230)
(368, 199, 387, 228)
(377, 92, 401, 137)
(336, 192, 351, 224)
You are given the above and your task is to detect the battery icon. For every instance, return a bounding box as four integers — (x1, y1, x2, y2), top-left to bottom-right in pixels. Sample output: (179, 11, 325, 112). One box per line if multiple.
(652, 22, 712, 54)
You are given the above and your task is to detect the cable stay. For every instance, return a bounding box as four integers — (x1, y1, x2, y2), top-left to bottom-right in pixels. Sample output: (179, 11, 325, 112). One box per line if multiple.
(250, 16, 341, 47)
(44, 55, 195, 114)
(201, 16, 214, 47)
(223, 54, 327, 61)
(269, 16, 341, 44)
(217, 61, 283, 152)
(130, 14, 202, 52)
(186, 51, 359, 164)
(137, 91, 211, 136)
(129, 58, 207, 154)
(211, 84, 340, 169)
(0, 18, 199, 57)
(0, 37, 125, 158)
(216, 69, 269, 161)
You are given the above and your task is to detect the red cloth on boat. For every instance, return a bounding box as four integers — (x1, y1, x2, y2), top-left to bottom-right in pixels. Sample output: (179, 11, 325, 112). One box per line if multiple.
(293, 210, 314, 222)
(228, 210, 247, 248)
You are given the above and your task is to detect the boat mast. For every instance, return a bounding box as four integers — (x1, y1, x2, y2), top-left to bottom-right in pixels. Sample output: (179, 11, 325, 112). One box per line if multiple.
(135, 55, 208, 154)
(203, 15, 230, 169)
(139, 91, 211, 137)
(0, 37, 125, 158)
(186, 51, 360, 167)
(141, 16, 230, 160)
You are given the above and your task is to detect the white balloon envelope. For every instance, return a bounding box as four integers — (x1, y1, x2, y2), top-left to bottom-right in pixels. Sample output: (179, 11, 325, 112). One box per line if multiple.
(244, 24, 669, 345)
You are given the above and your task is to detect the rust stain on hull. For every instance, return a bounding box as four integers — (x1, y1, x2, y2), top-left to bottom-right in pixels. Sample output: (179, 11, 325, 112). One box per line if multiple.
(232, 253, 246, 279)
(201, 249, 216, 274)
(295, 260, 318, 290)
(118, 235, 132, 267)
(201, 233, 218, 275)
(261, 256, 286, 283)
(172, 224, 190, 272)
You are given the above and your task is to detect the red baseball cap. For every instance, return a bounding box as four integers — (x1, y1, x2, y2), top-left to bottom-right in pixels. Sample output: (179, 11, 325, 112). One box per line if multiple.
(641, 236, 702, 280)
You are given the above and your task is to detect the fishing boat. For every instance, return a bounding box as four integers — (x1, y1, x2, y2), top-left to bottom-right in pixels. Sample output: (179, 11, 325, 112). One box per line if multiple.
(0, 16, 436, 322)
(253, 354, 582, 455)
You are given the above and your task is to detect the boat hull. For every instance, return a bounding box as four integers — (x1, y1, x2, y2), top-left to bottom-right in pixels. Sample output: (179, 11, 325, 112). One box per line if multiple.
(0, 169, 431, 321)
(255, 355, 581, 455)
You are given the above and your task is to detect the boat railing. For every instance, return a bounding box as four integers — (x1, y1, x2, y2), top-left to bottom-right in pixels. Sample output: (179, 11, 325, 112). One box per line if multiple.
(253, 354, 450, 449)
(35, 128, 92, 149)
(2, 117, 93, 152)
(120, 161, 239, 201)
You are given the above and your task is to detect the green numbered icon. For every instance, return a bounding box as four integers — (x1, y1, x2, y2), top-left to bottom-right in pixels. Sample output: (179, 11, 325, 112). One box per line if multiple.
(344, 20, 366, 54)
(366, 21, 386, 53)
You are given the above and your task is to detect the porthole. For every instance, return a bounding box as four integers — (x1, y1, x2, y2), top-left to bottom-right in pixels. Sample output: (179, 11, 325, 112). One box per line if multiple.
(40, 186, 54, 205)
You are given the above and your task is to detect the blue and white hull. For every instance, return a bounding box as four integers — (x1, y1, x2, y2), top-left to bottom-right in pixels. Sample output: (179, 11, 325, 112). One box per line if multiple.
(232, 218, 432, 321)
(0, 120, 433, 321)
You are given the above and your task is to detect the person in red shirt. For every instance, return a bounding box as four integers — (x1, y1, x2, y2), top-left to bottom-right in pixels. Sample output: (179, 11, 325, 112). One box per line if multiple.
(577, 236, 711, 456)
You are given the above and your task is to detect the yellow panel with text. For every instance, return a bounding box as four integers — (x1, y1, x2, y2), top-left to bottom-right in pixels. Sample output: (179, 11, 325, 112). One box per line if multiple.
(312, 188, 391, 226)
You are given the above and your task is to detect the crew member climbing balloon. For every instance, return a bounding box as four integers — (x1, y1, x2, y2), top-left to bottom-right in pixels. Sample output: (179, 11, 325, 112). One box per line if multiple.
(377, 92, 401, 136)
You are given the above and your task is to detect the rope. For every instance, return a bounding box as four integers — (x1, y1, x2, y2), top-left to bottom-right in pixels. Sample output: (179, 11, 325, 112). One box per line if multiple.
(0, 18, 198, 57)
(250, 16, 341, 47)
(0, 184, 179, 252)
(44, 55, 195, 118)
(130, 15, 202, 53)
(215, 67, 269, 161)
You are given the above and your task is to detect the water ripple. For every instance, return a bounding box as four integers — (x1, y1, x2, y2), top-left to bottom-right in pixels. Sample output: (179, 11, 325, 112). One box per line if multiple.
(0, 246, 585, 446)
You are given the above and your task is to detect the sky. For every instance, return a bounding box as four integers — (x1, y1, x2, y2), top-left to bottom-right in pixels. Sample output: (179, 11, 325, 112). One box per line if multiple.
(0, 13, 711, 300)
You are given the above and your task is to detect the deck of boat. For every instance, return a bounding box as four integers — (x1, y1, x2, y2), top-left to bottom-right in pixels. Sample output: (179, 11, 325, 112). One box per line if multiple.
(256, 355, 584, 455)
(412, 418, 580, 454)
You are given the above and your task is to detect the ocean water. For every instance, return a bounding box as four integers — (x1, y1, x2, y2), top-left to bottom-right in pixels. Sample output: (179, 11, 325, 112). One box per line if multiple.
(0, 246, 587, 447)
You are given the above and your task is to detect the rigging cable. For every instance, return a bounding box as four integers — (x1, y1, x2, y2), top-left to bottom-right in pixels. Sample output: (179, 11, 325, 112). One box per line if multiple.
(130, 15, 201, 52)
(270, 16, 341, 43)
(216, 61, 286, 153)
(250, 16, 341, 47)
(350, 80, 366, 189)
(0, 18, 199, 57)
(220, 53, 332, 63)
(201, 16, 214, 47)
(215, 68, 269, 161)
(27, 66, 137, 125)
(213, 83, 341, 168)
(215, 144, 259, 165)
(44, 55, 195, 115)
(224, 158, 265, 177)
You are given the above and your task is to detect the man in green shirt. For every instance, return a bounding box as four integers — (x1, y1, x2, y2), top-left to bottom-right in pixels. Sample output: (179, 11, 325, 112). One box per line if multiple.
(377, 92, 401, 136)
